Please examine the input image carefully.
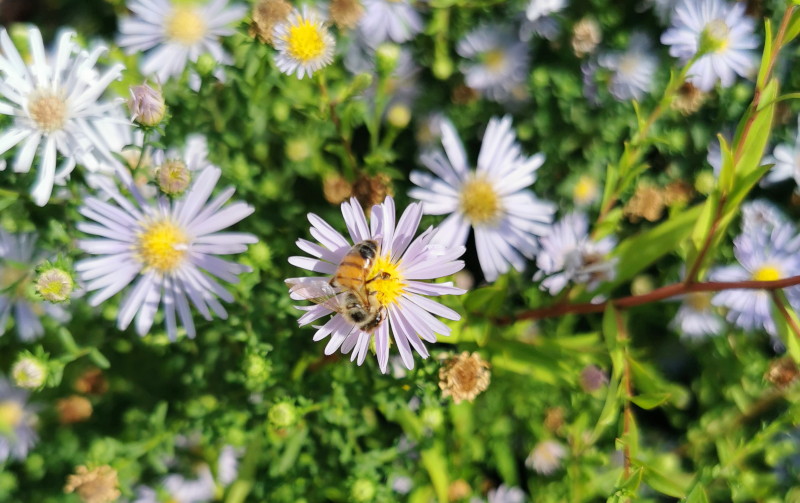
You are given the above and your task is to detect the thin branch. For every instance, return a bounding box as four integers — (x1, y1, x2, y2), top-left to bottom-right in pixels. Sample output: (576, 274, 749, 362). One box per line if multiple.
(504, 275, 800, 322)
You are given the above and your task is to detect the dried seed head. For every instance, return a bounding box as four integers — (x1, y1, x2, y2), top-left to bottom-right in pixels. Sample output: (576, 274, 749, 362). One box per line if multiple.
(64, 465, 121, 503)
(329, 0, 364, 30)
(352, 173, 394, 212)
(74, 368, 109, 396)
(323, 174, 353, 205)
(57, 395, 93, 424)
(623, 184, 665, 223)
(672, 82, 706, 116)
(251, 0, 292, 44)
(544, 407, 565, 433)
(525, 440, 567, 475)
(663, 180, 694, 207)
(571, 18, 601, 57)
(439, 352, 491, 404)
(448, 479, 471, 501)
(765, 357, 800, 388)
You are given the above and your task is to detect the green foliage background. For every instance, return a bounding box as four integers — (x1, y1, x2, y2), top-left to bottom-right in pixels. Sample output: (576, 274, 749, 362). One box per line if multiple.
(3, 0, 800, 502)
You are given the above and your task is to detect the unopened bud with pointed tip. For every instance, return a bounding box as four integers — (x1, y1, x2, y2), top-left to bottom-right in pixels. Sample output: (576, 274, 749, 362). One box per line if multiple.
(129, 83, 166, 127)
(156, 160, 191, 196)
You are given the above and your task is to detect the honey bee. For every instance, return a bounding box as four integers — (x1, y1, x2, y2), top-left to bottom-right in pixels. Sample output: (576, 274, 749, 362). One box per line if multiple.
(288, 239, 388, 333)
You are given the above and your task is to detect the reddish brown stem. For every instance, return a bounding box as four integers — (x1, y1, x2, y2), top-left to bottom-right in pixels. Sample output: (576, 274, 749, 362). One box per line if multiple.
(504, 275, 800, 322)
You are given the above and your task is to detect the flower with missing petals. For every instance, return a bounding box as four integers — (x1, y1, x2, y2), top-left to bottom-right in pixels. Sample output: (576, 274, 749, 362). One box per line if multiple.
(535, 212, 617, 295)
(438, 352, 491, 404)
(525, 440, 567, 475)
(488, 484, 526, 503)
(456, 25, 530, 103)
(0, 27, 124, 205)
(118, 0, 247, 84)
(287, 197, 466, 373)
(273, 7, 336, 79)
(0, 378, 37, 462)
(410, 116, 555, 282)
(661, 0, 758, 91)
(671, 292, 724, 340)
(64, 465, 121, 503)
(76, 166, 257, 340)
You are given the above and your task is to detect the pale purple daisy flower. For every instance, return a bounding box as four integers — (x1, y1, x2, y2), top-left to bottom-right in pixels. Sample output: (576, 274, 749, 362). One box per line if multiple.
(76, 166, 257, 340)
(457, 26, 530, 103)
(521, 0, 567, 41)
(273, 6, 336, 79)
(641, 0, 679, 24)
(0, 231, 70, 341)
(117, 0, 247, 85)
(671, 292, 724, 340)
(762, 117, 800, 189)
(488, 484, 527, 503)
(409, 116, 555, 282)
(287, 197, 466, 374)
(711, 224, 800, 336)
(0, 27, 124, 206)
(535, 212, 617, 295)
(358, 0, 423, 48)
(0, 378, 38, 463)
(525, 439, 567, 475)
(660, 0, 758, 91)
(741, 200, 787, 236)
(597, 33, 658, 101)
(133, 465, 216, 503)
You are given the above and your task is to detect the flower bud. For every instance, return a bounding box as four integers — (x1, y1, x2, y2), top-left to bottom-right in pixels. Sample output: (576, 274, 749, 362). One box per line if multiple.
(128, 83, 166, 127)
(11, 356, 47, 390)
(35, 267, 73, 303)
(386, 104, 411, 129)
(156, 159, 191, 196)
(351, 479, 376, 503)
(268, 401, 297, 428)
(376, 43, 401, 76)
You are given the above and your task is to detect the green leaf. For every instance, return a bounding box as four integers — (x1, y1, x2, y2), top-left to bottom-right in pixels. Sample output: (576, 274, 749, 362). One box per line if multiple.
(716, 134, 735, 193)
(628, 358, 690, 409)
(88, 349, 111, 369)
(462, 276, 508, 317)
(770, 291, 800, 363)
(686, 485, 710, 503)
(629, 393, 671, 410)
(757, 19, 774, 88)
(641, 462, 691, 498)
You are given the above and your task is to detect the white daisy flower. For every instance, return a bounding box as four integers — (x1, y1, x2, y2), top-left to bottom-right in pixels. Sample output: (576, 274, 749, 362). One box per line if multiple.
(521, 0, 567, 41)
(711, 223, 800, 336)
(75, 165, 257, 340)
(0, 27, 124, 206)
(117, 0, 247, 84)
(671, 292, 724, 340)
(456, 26, 530, 103)
(762, 117, 800, 189)
(535, 212, 617, 295)
(358, 0, 423, 48)
(525, 439, 567, 475)
(273, 6, 336, 79)
(287, 197, 466, 374)
(133, 465, 216, 503)
(597, 33, 658, 101)
(741, 199, 787, 236)
(660, 0, 758, 91)
(488, 484, 527, 503)
(641, 0, 679, 24)
(0, 230, 70, 341)
(409, 116, 555, 282)
(0, 378, 38, 463)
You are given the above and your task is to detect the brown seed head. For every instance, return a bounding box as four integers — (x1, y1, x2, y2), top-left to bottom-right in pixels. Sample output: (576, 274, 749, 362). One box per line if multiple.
(623, 184, 665, 223)
(544, 407, 565, 433)
(571, 18, 601, 57)
(439, 352, 491, 404)
(765, 357, 800, 388)
(75, 368, 109, 396)
(251, 0, 292, 44)
(330, 0, 364, 30)
(65, 465, 121, 503)
(323, 174, 353, 205)
(452, 84, 480, 105)
(57, 395, 93, 424)
(663, 180, 694, 207)
(672, 82, 706, 116)
(353, 173, 394, 212)
(447, 479, 471, 501)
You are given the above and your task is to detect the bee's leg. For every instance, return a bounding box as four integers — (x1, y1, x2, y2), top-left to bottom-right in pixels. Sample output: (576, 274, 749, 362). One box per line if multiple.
(365, 272, 391, 284)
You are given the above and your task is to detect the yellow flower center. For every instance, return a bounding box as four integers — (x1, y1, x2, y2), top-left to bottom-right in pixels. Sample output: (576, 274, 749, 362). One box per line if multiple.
(369, 255, 405, 307)
(287, 19, 325, 62)
(617, 54, 639, 77)
(0, 400, 23, 433)
(686, 292, 712, 311)
(460, 177, 501, 225)
(701, 19, 730, 53)
(136, 220, 189, 273)
(483, 49, 506, 72)
(752, 265, 781, 282)
(573, 176, 598, 205)
(166, 6, 207, 45)
(27, 89, 68, 133)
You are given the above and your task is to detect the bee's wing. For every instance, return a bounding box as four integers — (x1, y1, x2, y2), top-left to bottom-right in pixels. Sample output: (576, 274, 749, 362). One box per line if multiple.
(285, 277, 343, 312)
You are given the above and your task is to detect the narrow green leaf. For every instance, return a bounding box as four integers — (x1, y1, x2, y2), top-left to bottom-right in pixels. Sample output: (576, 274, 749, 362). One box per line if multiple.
(757, 19, 774, 88)
(686, 485, 710, 503)
(641, 463, 691, 498)
(629, 393, 671, 410)
(716, 134, 735, 193)
(770, 290, 800, 363)
(88, 349, 111, 369)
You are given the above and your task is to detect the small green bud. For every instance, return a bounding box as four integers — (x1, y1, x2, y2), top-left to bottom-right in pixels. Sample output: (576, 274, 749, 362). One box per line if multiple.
(351, 478, 376, 503)
(630, 274, 655, 296)
(421, 408, 444, 430)
(195, 53, 217, 76)
(11, 355, 48, 390)
(128, 82, 166, 127)
(349, 73, 374, 96)
(694, 171, 716, 195)
(386, 104, 411, 129)
(432, 57, 453, 80)
(285, 139, 311, 162)
(272, 101, 290, 122)
(245, 353, 271, 383)
(268, 401, 297, 428)
(156, 159, 191, 196)
(35, 267, 73, 303)
(376, 43, 401, 75)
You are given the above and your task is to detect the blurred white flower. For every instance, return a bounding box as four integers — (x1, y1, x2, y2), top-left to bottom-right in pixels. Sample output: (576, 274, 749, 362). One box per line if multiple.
(521, 0, 567, 41)
(488, 484, 527, 503)
(762, 117, 800, 189)
(598, 33, 658, 101)
(525, 439, 567, 475)
(409, 116, 555, 282)
(76, 166, 257, 340)
(457, 25, 530, 103)
(118, 0, 246, 84)
(358, 0, 422, 48)
(0, 27, 124, 205)
(660, 0, 757, 91)
(0, 378, 37, 463)
(671, 292, 724, 340)
(273, 6, 336, 79)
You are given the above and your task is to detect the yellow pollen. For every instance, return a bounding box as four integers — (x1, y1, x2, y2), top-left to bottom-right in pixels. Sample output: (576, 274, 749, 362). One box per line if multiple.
(27, 89, 68, 133)
(483, 49, 506, 72)
(617, 54, 639, 76)
(460, 177, 501, 225)
(286, 19, 325, 62)
(136, 220, 189, 273)
(369, 255, 404, 307)
(573, 176, 598, 205)
(166, 6, 207, 45)
(752, 265, 781, 282)
(703, 19, 730, 52)
(686, 292, 712, 311)
(0, 400, 23, 433)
